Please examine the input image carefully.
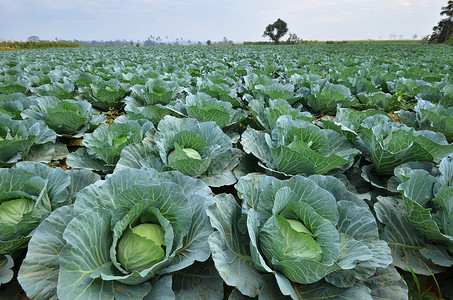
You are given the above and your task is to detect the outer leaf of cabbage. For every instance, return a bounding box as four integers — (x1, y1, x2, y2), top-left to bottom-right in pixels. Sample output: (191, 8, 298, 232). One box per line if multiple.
(129, 78, 183, 106)
(80, 79, 128, 110)
(397, 100, 453, 142)
(18, 205, 76, 300)
(241, 116, 359, 176)
(248, 98, 312, 131)
(212, 173, 391, 297)
(358, 115, 453, 176)
(21, 96, 105, 137)
(50, 168, 213, 298)
(67, 120, 153, 172)
(0, 93, 32, 119)
(114, 115, 239, 187)
(0, 115, 56, 166)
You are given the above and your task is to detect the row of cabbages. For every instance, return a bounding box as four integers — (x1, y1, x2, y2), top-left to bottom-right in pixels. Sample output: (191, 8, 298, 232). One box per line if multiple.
(1, 88, 452, 175)
(1, 93, 452, 184)
(1, 162, 409, 299)
(2, 107, 453, 299)
(1, 45, 453, 299)
(2, 69, 453, 123)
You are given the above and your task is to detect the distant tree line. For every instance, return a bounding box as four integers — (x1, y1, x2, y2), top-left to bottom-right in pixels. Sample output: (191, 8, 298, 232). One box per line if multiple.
(243, 40, 305, 46)
(1, 33, 237, 50)
(210, 37, 234, 45)
(143, 35, 206, 46)
(205, 37, 234, 46)
(0, 40, 79, 50)
(79, 40, 136, 47)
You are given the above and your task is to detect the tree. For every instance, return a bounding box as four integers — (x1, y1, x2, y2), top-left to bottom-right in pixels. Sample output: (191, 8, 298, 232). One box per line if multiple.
(286, 32, 301, 44)
(429, 0, 453, 43)
(206, 40, 212, 46)
(262, 18, 289, 45)
(441, 0, 453, 17)
(412, 34, 418, 39)
(27, 36, 40, 42)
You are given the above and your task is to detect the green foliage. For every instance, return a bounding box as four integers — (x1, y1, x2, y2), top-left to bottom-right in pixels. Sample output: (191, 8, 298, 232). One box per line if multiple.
(241, 116, 360, 176)
(116, 116, 241, 187)
(428, 1, 453, 43)
(67, 119, 154, 173)
(263, 18, 289, 45)
(206, 174, 399, 298)
(80, 79, 129, 110)
(0, 40, 79, 50)
(17, 168, 213, 299)
(21, 96, 106, 137)
(1, 44, 453, 299)
(0, 162, 99, 257)
(357, 115, 453, 176)
(0, 115, 57, 166)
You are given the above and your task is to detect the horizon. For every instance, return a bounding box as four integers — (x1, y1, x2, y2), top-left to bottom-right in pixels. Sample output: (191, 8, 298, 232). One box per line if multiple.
(0, 0, 447, 43)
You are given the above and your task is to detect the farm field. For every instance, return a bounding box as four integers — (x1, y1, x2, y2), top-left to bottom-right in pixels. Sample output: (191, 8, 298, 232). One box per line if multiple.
(0, 44, 453, 299)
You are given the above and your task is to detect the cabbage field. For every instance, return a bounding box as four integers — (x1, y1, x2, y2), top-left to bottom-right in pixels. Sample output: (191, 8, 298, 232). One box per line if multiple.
(0, 44, 453, 299)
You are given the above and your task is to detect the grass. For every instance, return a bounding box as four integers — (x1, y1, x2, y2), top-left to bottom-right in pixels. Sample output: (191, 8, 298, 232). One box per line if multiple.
(311, 39, 423, 45)
(401, 266, 452, 300)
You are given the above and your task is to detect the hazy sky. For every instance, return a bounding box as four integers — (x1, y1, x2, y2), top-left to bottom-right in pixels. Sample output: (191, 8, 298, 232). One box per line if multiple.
(0, 0, 447, 42)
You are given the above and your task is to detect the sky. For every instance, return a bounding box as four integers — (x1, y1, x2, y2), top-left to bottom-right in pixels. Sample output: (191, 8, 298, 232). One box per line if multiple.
(0, 0, 448, 43)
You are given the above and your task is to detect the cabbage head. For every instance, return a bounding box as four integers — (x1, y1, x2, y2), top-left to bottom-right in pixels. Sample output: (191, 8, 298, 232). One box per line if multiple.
(0, 162, 99, 256)
(0, 115, 57, 167)
(67, 119, 154, 173)
(80, 79, 129, 110)
(241, 115, 359, 176)
(129, 78, 183, 106)
(0, 93, 32, 120)
(21, 96, 105, 137)
(207, 173, 398, 299)
(357, 115, 453, 176)
(17, 168, 213, 300)
(169, 93, 247, 128)
(116, 116, 242, 187)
